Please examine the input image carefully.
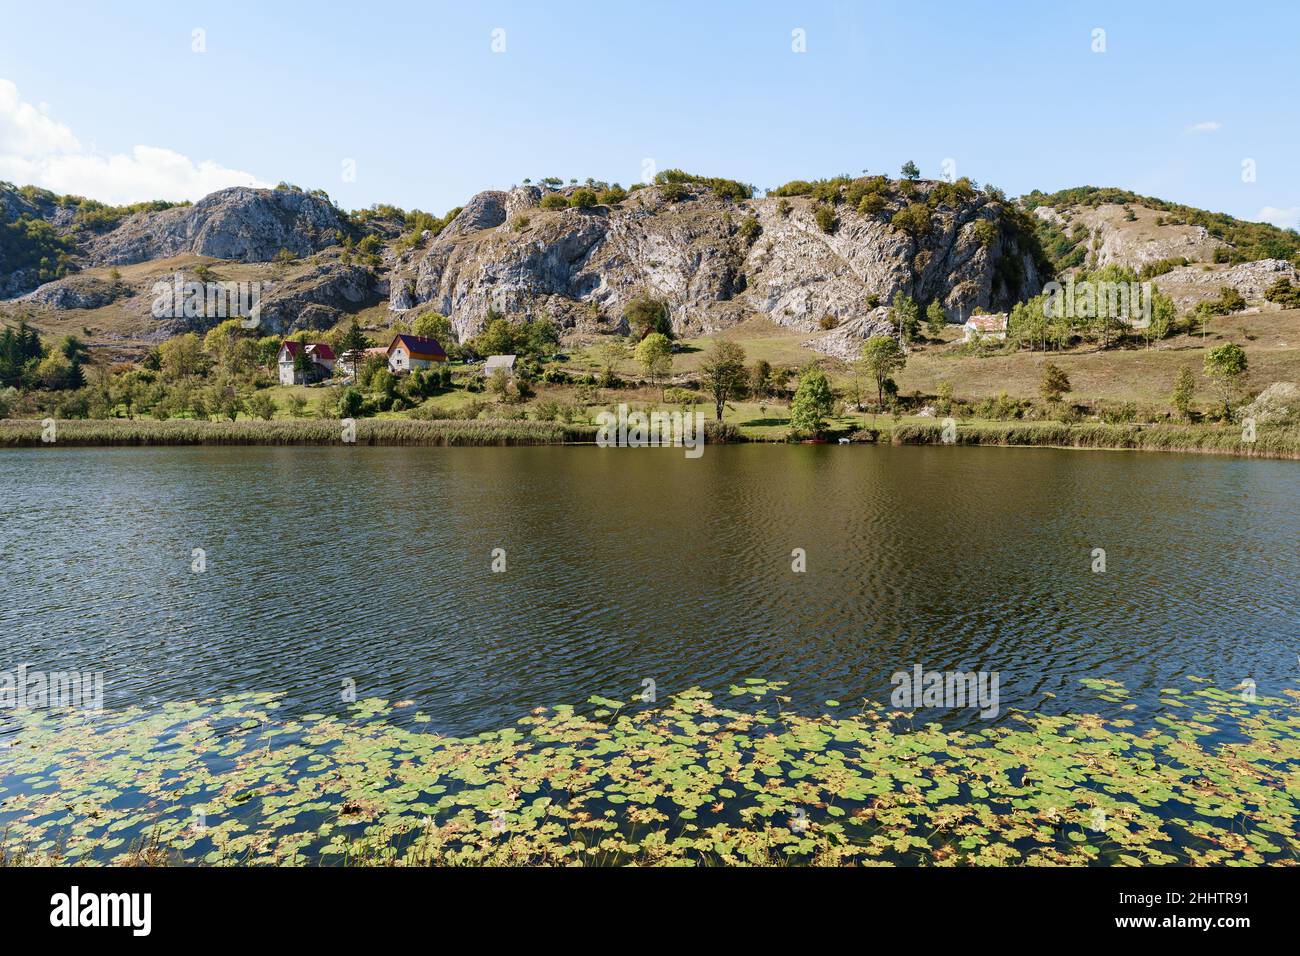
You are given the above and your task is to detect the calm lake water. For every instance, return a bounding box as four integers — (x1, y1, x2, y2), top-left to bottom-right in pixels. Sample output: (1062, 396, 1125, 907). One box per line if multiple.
(1, 444, 1297, 736)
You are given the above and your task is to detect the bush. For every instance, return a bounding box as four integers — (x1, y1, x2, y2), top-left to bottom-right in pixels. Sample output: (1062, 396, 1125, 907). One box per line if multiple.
(569, 189, 598, 209)
(598, 185, 627, 205)
(659, 182, 688, 202)
(814, 203, 837, 234)
(338, 387, 364, 418)
(246, 392, 277, 420)
(539, 194, 569, 210)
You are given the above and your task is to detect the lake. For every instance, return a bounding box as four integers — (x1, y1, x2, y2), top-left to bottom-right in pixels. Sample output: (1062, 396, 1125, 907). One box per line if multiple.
(2, 443, 1296, 737)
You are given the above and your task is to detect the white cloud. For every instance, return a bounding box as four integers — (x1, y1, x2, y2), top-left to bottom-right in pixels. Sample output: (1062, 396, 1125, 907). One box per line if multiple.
(1185, 121, 1222, 134)
(0, 78, 268, 204)
(1257, 206, 1300, 230)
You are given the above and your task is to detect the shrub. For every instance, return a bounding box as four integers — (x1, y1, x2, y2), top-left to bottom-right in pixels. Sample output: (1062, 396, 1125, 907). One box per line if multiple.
(246, 392, 277, 420)
(598, 185, 627, 205)
(569, 189, 598, 209)
(814, 203, 837, 234)
(539, 194, 569, 210)
(659, 182, 688, 202)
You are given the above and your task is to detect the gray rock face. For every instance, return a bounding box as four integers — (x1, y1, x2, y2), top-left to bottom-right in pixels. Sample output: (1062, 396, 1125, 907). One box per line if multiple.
(390, 183, 1044, 342)
(802, 310, 896, 360)
(254, 261, 380, 335)
(1156, 258, 1298, 310)
(82, 187, 344, 266)
(1035, 202, 1228, 271)
(1240, 382, 1300, 425)
(20, 274, 125, 310)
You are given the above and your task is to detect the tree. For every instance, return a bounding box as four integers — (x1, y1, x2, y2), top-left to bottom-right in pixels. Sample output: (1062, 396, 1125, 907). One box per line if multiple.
(625, 293, 672, 339)
(889, 291, 920, 343)
(1039, 363, 1071, 404)
(901, 160, 920, 181)
(749, 359, 773, 399)
(338, 321, 371, 354)
(699, 340, 748, 421)
(159, 333, 206, 381)
(488, 366, 511, 398)
(593, 338, 628, 387)
(469, 316, 520, 357)
(925, 300, 946, 338)
(936, 381, 954, 415)
(859, 336, 906, 408)
(338, 387, 364, 418)
(1146, 288, 1176, 346)
(293, 344, 315, 382)
(789, 365, 835, 437)
(521, 314, 559, 359)
(1171, 366, 1196, 420)
(634, 332, 673, 400)
(246, 392, 276, 420)
(891, 202, 932, 242)
(1204, 342, 1247, 416)
(203, 319, 245, 368)
(411, 311, 452, 343)
(34, 350, 75, 390)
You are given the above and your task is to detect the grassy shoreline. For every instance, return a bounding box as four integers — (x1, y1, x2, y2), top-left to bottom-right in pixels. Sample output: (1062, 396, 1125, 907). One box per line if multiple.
(1, 417, 1297, 459)
(889, 420, 1300, 460)
(0, 418, 598, 447)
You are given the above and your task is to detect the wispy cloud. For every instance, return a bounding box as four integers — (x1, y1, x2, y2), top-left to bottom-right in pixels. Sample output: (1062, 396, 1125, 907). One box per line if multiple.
(1257, 206, 1300, 230)
(1185, 121, 1222, 134)
(0, 78, 268, 204)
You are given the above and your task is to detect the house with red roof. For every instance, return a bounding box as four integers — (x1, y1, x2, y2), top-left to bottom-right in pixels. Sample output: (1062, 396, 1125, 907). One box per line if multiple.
(961, 313, 1008, 343)
(386, 334, 448, 374)
(277, 341, 337, 385)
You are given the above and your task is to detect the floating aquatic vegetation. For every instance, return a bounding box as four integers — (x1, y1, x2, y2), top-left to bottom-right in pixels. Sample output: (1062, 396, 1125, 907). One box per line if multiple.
(0, 680, 1297, 866)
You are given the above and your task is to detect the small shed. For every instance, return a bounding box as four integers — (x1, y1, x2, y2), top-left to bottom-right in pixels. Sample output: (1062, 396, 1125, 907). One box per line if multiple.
(962, 314, 1008, 342)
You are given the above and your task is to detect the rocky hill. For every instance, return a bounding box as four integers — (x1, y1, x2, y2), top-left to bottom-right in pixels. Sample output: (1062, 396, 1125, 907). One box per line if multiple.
(3, 176, 1298, 351)
(389, 177, 1047, 346)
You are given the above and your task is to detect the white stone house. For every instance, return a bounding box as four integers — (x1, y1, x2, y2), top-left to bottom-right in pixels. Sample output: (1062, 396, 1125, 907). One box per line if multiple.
(962, 313, 1008, 342)
(277, 342, 336, 385)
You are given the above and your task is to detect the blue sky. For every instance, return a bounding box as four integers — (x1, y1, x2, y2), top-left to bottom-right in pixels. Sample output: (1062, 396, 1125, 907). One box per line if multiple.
(2, 0, 1297, 227)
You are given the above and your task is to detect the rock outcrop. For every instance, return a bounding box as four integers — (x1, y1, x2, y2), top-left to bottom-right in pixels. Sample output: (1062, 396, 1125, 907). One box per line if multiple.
(802, 310, 896, 360)
(389, 181, 1045, 343)
(1240, 381, 1300, 424)
(81, 187, 344, 266)
(1155, 258, 1298, 310)
(20, 274, 126, 310)
(1032, 202, 1228, 271)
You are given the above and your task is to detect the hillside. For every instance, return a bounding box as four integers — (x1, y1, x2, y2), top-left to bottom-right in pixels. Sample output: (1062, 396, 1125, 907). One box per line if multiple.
(3, 173, 1048, 354)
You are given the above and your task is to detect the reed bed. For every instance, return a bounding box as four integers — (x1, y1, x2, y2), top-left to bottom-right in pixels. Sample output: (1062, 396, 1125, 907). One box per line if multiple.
(0, 418, 600, 447)
(890, 420, 1300, 459)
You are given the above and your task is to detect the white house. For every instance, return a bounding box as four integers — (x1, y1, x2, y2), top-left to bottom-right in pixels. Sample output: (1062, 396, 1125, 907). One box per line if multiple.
(386, 334, 448, 374)
(277, 342, 336, 385)
(484, 354, 517, 378)
(962, 313, 1008, 342)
